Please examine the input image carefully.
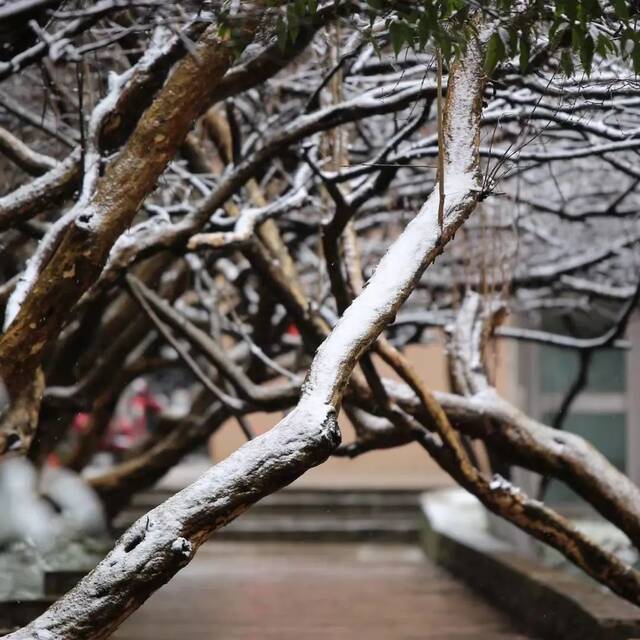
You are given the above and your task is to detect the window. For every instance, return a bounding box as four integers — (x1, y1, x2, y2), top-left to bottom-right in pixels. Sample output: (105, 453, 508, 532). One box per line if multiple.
(518, 311, 634, 505)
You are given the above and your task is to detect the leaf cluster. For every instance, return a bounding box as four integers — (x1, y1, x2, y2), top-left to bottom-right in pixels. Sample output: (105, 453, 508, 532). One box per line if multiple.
(274, 1, 640, 76)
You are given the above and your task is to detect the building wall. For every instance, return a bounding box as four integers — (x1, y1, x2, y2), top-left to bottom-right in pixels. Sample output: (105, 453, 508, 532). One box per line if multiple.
(209, 335, 518, 489)
(208, 312, 640, 492)
(626, 315, 640, 486)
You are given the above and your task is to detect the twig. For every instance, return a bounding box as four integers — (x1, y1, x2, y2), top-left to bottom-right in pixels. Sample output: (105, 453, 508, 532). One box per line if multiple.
(126, 275, 246, 413)
(436, 50, 445, 232)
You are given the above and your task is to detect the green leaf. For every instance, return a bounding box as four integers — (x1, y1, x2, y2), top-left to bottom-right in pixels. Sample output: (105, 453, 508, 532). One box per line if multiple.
(571, 25, 585, 51)
(484, 32, 505, 75)
(389, 21, 413, 56)
(371, 36, 383, 60)
(519, 33, 530, 71)
(596, 33, 613, 57)
(507, 26, 518, 56)
(418, 13, 431, 49)
(218, 22, 230, 40)
(560, 49, 574, 76)
(620, 28, 634, 57)
(549, 17, 560, 42)
(287, 4, 300, 43)
(307, 0, 317, 15)
(580, 34, 595, 73)
(582, 0, 601, 19)
(439, 31, 452, 61)
(633, 42, 640, 74)
(612, 0, 630, 19)
(389, 21, 405, 56)
(276, 15, 287, 52)
(564, 0, 578, 21)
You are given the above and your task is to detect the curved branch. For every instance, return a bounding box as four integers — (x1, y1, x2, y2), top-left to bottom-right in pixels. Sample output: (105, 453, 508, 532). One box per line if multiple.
(6, 28, 489, 639)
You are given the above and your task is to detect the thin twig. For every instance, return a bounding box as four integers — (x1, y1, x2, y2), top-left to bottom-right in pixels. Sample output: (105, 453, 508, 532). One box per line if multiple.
(436, 50, 445, 232)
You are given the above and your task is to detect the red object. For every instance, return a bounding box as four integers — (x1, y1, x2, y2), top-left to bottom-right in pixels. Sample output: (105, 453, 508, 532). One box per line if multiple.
(72, 412, 91, 433)
(131, 392, 162, 415)
(286, 323, 300, 337)
(103, 389, 162, 453)
(47, 452, 61, 468)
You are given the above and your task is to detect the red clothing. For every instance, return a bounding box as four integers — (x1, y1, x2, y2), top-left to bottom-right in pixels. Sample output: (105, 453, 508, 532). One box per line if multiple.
(104, 391, 162, 452)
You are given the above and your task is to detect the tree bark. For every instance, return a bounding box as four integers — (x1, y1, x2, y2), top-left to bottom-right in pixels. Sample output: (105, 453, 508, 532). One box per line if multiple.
(0, 24, 245, 456)
(6, 26, 489, 640)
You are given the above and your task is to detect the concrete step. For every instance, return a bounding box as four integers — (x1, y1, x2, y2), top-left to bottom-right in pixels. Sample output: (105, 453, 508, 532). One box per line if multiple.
(130, 488, 420, 512)
(421, 489, 640, 640)
(213, 515, 420, 542)
(43, 569, 91, 598)
(115, 488, 423, 542)
(0, 488, 424, 637)
(0, 567, 99, 635)
(0, 597, 56, 631)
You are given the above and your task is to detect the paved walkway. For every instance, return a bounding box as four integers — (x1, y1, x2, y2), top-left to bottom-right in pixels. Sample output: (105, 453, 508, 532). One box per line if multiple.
(114, 542, 535, 640)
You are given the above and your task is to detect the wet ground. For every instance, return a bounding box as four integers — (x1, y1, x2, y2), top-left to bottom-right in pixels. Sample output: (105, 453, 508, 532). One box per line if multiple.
(114, 541, 535, 640)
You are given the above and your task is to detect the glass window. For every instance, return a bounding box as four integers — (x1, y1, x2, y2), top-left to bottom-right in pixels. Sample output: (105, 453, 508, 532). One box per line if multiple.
(529, 310, 629, 505)
(543, 413, 626, 503)
(539, 347, 626, 394)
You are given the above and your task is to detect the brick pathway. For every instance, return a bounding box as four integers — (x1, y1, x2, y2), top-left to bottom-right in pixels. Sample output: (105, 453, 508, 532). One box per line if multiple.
(114, 542, 535, 640)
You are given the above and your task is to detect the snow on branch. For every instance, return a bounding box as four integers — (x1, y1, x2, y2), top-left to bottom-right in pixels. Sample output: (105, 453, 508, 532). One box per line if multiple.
(5, 24, 491, 639)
